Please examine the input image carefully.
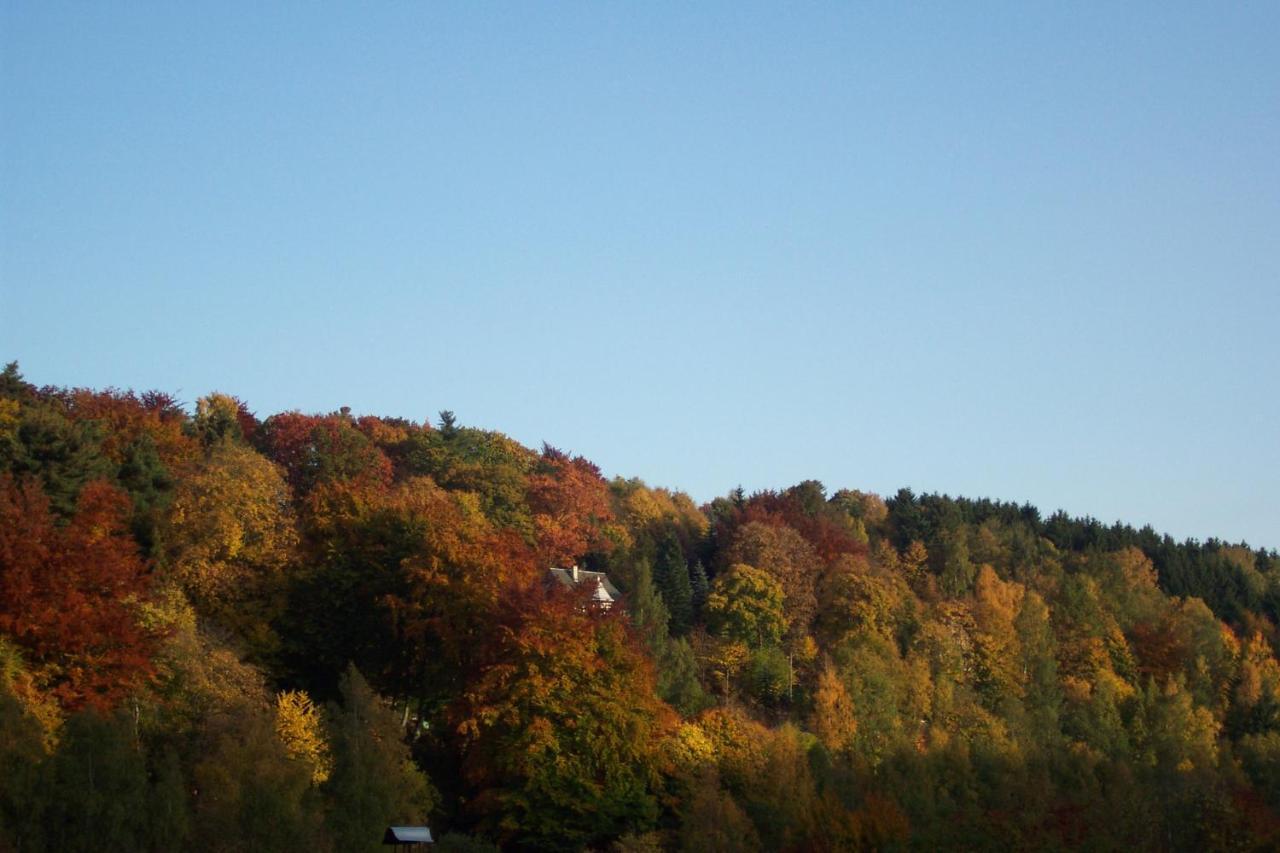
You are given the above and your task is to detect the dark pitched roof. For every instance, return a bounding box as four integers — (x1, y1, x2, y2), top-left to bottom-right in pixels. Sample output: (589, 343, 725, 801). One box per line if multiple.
(548, 566, 621, 601)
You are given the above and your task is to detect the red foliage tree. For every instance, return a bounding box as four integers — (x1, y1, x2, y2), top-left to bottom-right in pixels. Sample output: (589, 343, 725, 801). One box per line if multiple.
(526, 445, 615, 566)
(256, 411, 393, 496)
(713, 482, 868, 566)
(57, 386, 197, 468)
(0, 476, 156, 710)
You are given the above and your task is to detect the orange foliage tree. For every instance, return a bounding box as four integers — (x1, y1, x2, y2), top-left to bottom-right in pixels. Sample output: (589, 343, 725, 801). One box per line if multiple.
(256, 411, 393, 496)
(0, 476, 156, 710)
(453, 584, 674, 849)
(526, 445, 616, 566)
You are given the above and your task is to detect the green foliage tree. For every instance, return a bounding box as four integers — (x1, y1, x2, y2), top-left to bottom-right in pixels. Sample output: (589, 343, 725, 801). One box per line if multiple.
(625, 561, 708, 715)
(656, 534, 694, 636)
(678, 770, 760, 853)
(705, 564, 787, 648)
(323, 665, 436, 852)
(192, 704, 324, 853)
(721, 522, 820, 638)
(40, 710, 157, 852)
(0, 401, 113, 517)
(0, 678, 49, 847)
(689, 560, 710, 615)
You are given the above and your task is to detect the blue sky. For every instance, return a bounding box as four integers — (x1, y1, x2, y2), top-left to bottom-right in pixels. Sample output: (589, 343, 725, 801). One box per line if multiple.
(2, 3, 1277, 548)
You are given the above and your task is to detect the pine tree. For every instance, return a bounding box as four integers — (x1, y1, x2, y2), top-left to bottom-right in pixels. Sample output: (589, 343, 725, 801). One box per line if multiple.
(690, 560, 710, 617)
(628, 560, 671, 645)
(656, 534, 694, 635)
(324, 665, 436, 852)
(627, 562, 706, 714)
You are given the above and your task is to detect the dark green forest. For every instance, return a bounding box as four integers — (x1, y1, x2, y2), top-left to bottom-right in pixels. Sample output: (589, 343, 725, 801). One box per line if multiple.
(2, 362, 1279, 851)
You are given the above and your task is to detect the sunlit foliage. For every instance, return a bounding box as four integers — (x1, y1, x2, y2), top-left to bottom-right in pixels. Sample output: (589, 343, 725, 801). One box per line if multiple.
(4, 365, 1280, 851)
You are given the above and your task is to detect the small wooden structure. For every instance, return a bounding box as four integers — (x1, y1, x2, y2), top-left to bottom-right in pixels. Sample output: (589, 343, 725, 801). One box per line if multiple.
(383, 825, 434, 848)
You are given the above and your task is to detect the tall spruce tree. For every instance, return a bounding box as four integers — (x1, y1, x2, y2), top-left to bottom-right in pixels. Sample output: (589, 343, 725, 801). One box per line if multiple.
(656, 534, 694, 635)
(626, 561, 708, 715)
(690, 560, 710, 617)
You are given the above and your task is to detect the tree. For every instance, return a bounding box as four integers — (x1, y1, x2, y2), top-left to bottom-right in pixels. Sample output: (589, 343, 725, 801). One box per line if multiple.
(721, 522, 820, 638)
(288, 475, 536, 702)
(0, 676, 49, 847)
(255, 411, 393, 496)
(398, 423, 537, 535)
(678, 770, 760, 853)
(811, 659, 858, 757)
(193, 393, 256, 447)
(454, 590, 673, 850)
(323, 665, 436, 852)
(624, 561, 708, 715)
(192, 704, 325, 852)
(937, 525, 977, 597)
(163, 441, 298, 656)
(0, 476, 155, 710)
(738, 725, 820, 851)
(815, 554, 912, 649)
(526, 445, 615, 566)
(40, 709, 155, 851)
(437, 409, 458, 438)
(0, 401, 114, 516)
(1015, 590, 1062, 741)
(276, 690, 332, 784)
(971, 565, 1025, 711)
(690, 560, 710, 615)
(656, 534, 694, 635)
(117, 433, 176, 557)
(705, 564, 787, 649)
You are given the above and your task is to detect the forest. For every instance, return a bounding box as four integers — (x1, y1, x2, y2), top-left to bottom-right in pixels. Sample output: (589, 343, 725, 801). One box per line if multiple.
(2, 361, 1279, 852)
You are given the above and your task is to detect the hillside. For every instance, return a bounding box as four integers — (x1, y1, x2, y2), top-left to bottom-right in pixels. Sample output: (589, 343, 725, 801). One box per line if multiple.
(2, 362, 1279, 852)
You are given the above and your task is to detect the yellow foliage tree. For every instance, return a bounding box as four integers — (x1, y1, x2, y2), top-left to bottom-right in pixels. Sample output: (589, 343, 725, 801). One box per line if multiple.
(811, 659, 857, 756)
(275, 690, 332, 784)
(164, 441, 298, 652)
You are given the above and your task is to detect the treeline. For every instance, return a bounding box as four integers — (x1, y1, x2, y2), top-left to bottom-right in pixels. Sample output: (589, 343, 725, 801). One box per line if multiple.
(2, 362, 1279, 851)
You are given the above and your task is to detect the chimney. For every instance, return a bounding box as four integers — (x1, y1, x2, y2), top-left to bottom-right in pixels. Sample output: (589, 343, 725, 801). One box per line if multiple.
(571, 565, 579, 582)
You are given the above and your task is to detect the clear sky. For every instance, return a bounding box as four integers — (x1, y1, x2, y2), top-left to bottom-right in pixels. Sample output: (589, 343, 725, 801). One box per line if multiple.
(2, 3, 1277, 548)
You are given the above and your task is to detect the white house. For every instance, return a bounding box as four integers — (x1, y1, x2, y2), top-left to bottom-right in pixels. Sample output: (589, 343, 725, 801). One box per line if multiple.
(547, 565, 621, 609)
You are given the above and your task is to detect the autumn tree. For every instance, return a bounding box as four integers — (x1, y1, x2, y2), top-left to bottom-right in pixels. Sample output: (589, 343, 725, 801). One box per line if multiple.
(163, 440, 298, 657)
(721, 522, 821, 639)
(288, 475, 535, 702)
(678, 770, 760, 853)
(276, 690, 332, 784)
(705, 564, 787, 649)
(192, 704, 325, 852)
(812, 659, 858, 757)
(526, 445, 616, 567)
(255, 410, 393, 496)
(454, 589, 673, 850)
(0, 476, 155, 710)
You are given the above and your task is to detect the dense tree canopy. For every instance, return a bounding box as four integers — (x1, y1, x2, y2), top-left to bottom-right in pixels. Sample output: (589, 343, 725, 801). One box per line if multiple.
(3, 363, 1280, 851)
